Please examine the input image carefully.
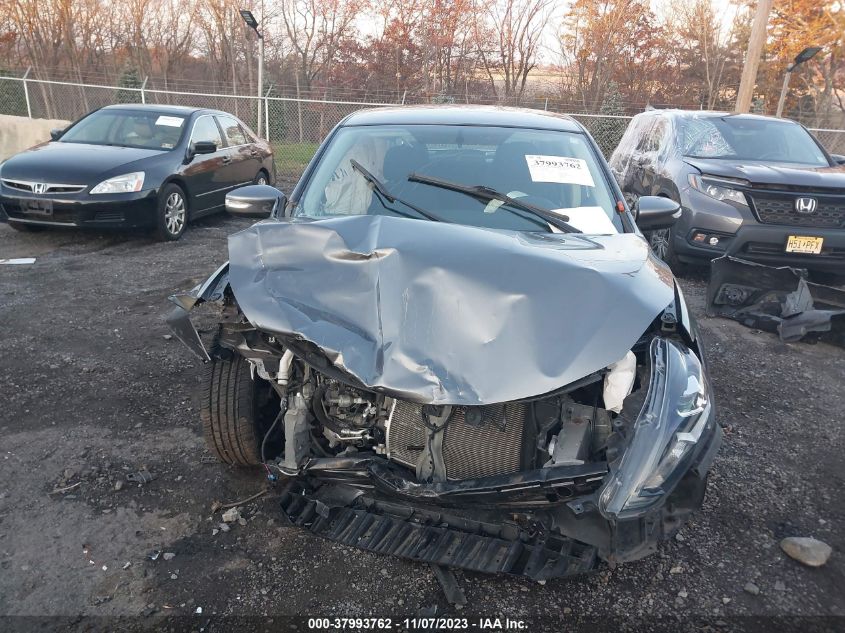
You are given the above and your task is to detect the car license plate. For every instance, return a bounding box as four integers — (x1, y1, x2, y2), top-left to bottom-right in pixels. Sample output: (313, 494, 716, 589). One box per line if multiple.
(786, 235, 823, 254)
(22, 198, 53, 216)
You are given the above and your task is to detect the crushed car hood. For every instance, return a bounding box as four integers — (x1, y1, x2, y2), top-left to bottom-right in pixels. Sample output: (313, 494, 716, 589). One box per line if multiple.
(227, 215, 675, 405)
(683, 157, 845, 189)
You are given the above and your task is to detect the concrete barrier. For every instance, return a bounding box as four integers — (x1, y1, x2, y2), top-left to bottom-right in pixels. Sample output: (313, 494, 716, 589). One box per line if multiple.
(0, 114, 70, 162)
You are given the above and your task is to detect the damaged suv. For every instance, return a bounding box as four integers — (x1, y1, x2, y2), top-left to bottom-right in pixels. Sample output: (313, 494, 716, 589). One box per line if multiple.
(169, 106, 721, 580)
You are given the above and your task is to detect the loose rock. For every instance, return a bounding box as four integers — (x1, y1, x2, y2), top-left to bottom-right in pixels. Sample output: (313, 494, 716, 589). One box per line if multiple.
(780, 537, 832, 568)
(744, 582, 760, 596)
(222, 507, 241, 523)
(163, 552, 176, 561)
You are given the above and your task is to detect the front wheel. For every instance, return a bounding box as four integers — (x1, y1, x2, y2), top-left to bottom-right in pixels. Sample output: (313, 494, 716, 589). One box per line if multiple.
(200, 352, 281, 466)
(253, 170, 269, 185)
(155, 184, 188, 241)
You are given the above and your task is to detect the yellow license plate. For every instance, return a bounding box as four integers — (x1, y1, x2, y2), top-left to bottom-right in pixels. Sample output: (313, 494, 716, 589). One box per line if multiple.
(786, 235, 823, 254)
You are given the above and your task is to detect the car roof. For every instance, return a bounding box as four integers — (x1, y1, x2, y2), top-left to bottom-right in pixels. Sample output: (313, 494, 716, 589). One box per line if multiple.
(100, 103, 228, 117)
(340, 105, 584, 132)
(640, 109, 797, 125)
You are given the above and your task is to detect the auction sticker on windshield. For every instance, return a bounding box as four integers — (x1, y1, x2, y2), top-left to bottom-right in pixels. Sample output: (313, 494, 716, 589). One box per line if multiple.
(155, 115, 184, 127)
(525, 155, 595, 187)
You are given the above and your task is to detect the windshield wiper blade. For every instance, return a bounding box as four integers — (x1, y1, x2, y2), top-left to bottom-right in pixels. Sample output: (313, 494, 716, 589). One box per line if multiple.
(349, 159, 445, 223)
(407, 172, 581, 233)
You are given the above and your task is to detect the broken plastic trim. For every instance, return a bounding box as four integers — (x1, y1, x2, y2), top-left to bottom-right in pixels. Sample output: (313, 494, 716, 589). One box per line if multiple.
(707, 256, 845, 346)
(278, 484, 599, 580)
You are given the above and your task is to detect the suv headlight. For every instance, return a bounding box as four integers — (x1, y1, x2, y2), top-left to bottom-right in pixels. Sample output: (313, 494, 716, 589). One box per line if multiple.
(599, 337, 712, 519)
(90, 172, 145, 194)
(688, 174, 748, 207)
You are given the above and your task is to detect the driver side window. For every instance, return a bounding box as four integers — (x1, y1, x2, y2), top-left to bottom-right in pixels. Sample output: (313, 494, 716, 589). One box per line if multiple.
(191, 116, 222, 149)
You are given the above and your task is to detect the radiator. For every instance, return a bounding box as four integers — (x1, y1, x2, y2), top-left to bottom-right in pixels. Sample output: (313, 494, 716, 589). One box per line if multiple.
(386, 401, 526, 480)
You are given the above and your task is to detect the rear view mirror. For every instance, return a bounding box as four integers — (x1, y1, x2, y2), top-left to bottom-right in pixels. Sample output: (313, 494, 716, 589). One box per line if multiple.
(634, 196, 682, 230)
(226, 184, 285, 218)
(831, 154, 845, 166)
(50, 128, 65, 141)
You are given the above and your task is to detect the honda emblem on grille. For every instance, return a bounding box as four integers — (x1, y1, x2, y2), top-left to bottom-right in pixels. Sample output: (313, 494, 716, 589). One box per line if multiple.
(32, 183, 46, 194)
(795, 197, 818, 214)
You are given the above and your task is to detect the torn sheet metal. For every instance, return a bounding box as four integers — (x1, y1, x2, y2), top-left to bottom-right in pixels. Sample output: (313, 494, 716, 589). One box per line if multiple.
(226, 215, 674, 405)
(166, 262, 231, 361)
(707, 256, 845, 346)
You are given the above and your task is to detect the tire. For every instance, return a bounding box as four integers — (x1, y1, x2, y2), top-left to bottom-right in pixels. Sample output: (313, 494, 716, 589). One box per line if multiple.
(155, 183, 188, 241)
(253, 170, 269, 185)
(647, 227, 690, 277)
(200, 352, 281, 466)
(7, 221, 45, 233)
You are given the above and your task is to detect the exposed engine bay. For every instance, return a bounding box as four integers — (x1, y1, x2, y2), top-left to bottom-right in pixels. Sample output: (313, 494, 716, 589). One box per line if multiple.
(255, 341, 629, 484)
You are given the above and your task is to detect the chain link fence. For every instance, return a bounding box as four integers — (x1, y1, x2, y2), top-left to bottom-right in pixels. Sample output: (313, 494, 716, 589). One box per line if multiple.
(2, 74, 843, 183)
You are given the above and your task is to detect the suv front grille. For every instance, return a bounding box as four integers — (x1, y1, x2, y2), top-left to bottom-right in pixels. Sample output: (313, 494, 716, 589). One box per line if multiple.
(749, 193, 845, 229)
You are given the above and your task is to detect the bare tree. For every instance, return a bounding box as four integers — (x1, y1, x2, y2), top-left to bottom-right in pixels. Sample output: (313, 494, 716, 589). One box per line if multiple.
(473, 0, 551, 104)
(280, 0, 365, 93)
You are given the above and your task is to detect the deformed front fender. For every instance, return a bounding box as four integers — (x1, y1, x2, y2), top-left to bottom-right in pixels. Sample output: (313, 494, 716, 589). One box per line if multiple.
(166, 262, 231, 361)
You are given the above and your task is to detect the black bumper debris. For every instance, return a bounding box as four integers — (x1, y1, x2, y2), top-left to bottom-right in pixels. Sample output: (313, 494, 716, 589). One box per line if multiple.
(707, 256, 845, 346)
(278, 487, 599, 581)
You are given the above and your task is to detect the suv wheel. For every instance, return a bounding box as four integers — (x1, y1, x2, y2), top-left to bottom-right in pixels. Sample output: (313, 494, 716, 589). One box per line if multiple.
(648, 227, 689, 276)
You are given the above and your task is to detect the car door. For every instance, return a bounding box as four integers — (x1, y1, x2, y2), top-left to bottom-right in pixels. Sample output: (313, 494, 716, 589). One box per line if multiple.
(182, 114, 228, 213)
(216, 115, 258, 189)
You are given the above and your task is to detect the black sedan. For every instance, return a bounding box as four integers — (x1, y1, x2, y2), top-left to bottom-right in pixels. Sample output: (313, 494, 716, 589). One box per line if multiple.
(0, 104, 275, 240)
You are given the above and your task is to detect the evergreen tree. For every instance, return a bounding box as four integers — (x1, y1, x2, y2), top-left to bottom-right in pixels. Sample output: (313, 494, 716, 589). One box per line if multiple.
(116, 66, 143, 104)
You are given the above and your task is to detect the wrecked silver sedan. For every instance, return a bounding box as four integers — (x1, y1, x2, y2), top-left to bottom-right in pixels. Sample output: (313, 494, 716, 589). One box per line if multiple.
(169, 106, 721, 580)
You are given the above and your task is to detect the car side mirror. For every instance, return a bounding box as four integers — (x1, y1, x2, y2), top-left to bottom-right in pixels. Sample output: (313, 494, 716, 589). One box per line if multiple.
(191, 141, 217, 156)
(226, 184, 285, 218)
(634, 196, 682, 230)
(50, 128, 65, 141)
(831, 154, 845, 166)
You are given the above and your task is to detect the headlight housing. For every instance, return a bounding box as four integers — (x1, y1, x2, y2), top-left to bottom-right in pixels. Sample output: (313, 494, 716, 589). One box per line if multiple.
(688, 174, 748, 207)
(599, 337, 712, 519)
(90, 172, 145, 194)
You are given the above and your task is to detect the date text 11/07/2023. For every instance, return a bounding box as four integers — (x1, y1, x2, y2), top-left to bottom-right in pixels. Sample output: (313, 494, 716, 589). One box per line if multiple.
(307, 617, 528, 631)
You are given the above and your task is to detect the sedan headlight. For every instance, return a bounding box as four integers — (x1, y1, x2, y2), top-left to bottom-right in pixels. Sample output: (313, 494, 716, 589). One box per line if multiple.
(599, 337, 712, 519)
(688, 174, 748, 207)
(90, 172, 145, 194)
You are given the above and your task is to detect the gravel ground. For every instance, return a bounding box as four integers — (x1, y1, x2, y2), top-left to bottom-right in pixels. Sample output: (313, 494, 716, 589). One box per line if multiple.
(0, 216, 843, 632)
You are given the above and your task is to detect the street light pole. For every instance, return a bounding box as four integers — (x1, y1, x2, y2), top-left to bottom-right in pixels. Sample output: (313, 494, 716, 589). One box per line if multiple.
(775, 65, 794, 118)
(239, 9, 264, 137)
(775, 46, 822, 118)
(257, 32, 264, 136)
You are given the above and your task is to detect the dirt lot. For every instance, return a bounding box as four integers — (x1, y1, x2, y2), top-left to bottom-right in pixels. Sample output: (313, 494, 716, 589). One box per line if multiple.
(0, 215, 843, 632)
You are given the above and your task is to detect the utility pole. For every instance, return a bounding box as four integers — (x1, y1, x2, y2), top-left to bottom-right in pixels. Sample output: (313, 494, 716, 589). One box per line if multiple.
(735, 0, 773, 113)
